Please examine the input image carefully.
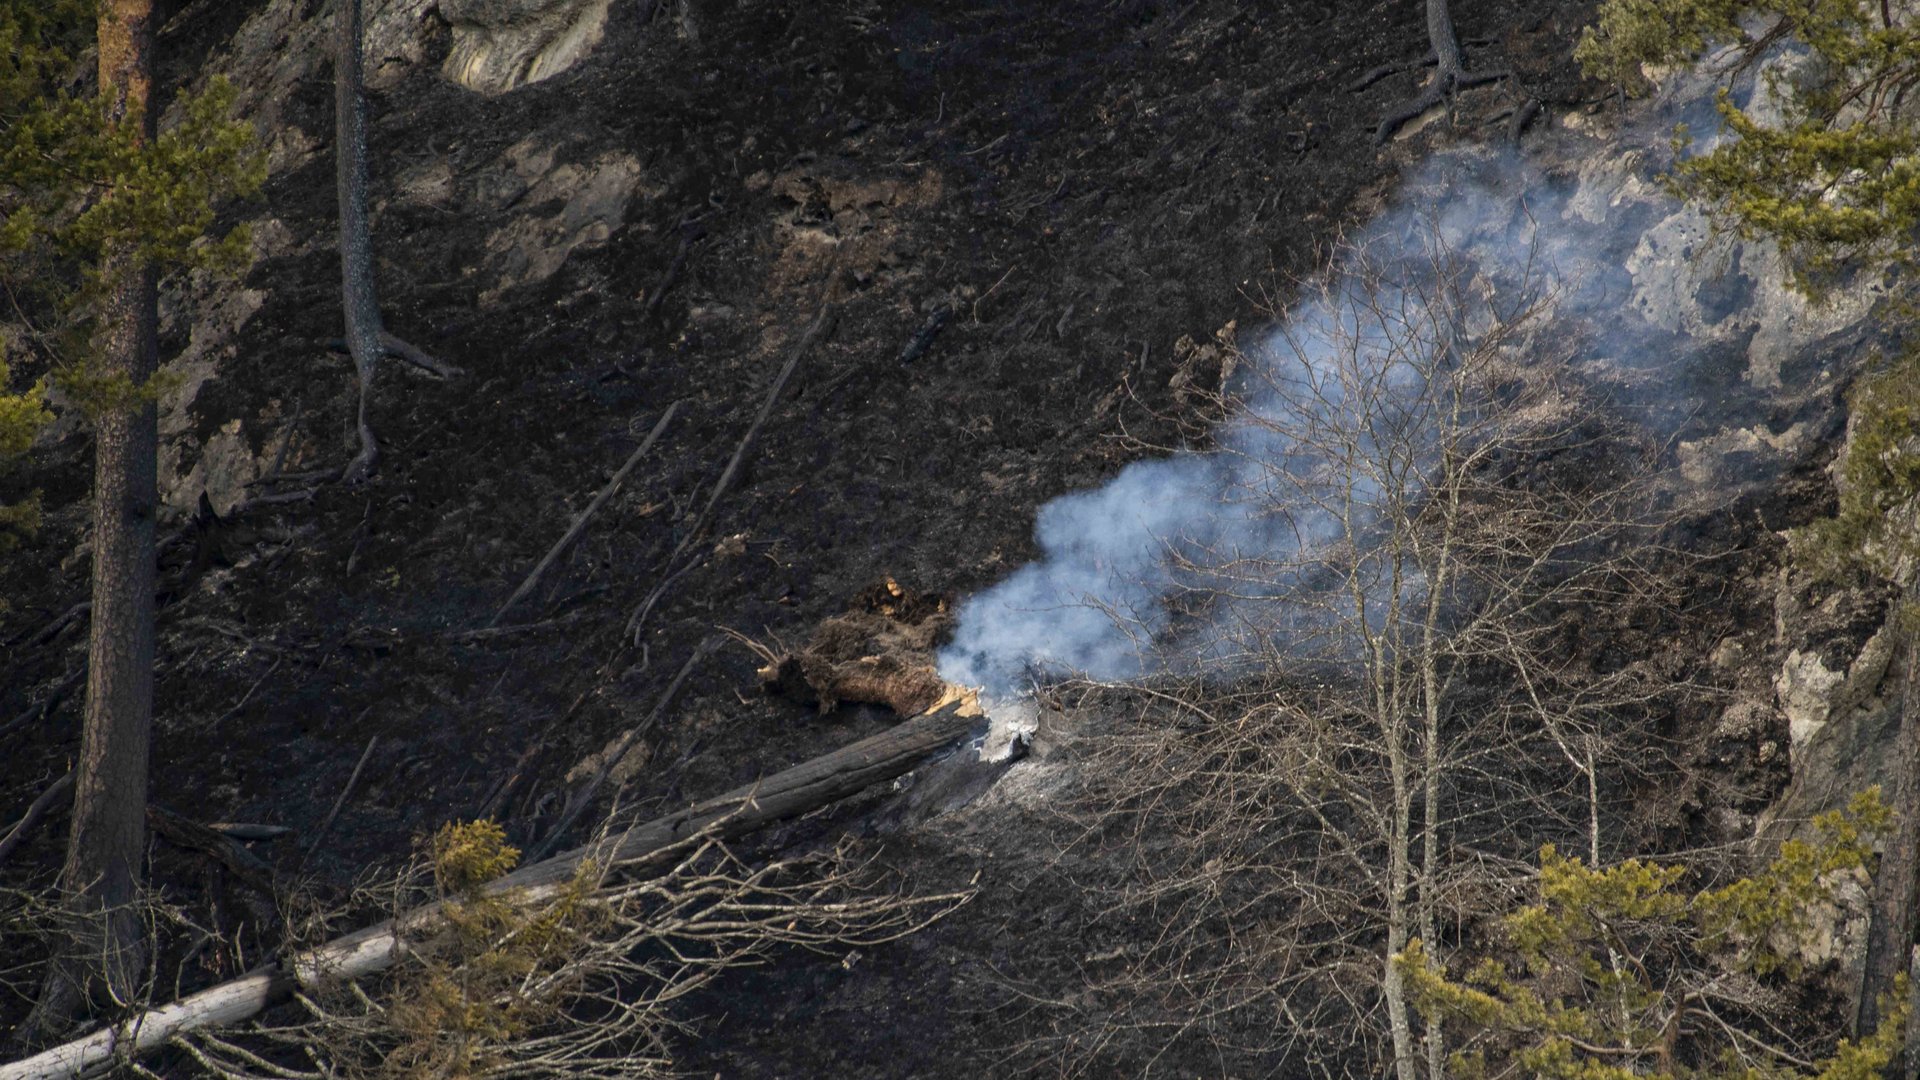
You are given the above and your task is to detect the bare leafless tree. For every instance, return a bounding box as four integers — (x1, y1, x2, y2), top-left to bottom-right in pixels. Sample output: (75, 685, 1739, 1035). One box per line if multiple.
(1012, 229, 1681, 1078)
(1369, 0, 1511, 144)
(334, 0, 458, 483)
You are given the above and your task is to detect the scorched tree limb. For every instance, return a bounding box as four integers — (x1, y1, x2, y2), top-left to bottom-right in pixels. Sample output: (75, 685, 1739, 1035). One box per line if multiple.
(0, 701, 985, 1080)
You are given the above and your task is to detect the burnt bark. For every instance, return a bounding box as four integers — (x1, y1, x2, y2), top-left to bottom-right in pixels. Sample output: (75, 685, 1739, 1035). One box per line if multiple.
(1859, 618, 1920, 1071)
(26, 0, 162, 1041)
(335, 0, 384, 482)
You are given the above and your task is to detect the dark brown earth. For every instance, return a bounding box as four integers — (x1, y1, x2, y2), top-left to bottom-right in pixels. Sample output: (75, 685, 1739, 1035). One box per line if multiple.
(0, 0, 1709, 1073)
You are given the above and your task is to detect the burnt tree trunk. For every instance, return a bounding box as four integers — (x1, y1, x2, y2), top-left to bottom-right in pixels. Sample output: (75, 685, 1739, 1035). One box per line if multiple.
(335, 0, 384, 482)
(1374, 0, 1507, 144)
(28, 0, 162, 1040)
(1859, 617, 1920, 1071)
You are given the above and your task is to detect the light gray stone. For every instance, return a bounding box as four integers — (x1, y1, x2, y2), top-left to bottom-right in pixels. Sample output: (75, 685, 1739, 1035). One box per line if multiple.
(440, 0, 615, 94)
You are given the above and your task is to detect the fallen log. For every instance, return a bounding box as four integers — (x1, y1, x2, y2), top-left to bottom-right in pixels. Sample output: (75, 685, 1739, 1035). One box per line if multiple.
(489, 402, 679, 628)
(1, 699, 984, 1080)
(147, 805, 277, 895)
(0, 772, 74, 868)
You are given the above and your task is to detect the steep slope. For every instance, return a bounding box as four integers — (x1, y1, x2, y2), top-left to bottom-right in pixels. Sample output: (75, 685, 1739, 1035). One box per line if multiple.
(28, 2, 1887, 1076)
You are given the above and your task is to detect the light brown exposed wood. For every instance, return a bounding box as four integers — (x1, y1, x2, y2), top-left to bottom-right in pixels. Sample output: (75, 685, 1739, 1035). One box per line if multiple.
(0, 702, 984, 1080)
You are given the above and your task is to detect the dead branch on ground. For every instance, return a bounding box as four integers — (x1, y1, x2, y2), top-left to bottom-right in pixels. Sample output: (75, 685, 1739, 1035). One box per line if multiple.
(2, 703, 982, 1080)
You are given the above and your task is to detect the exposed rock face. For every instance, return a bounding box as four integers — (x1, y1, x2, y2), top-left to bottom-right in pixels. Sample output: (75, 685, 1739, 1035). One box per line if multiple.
(440, 0, 614, 94)
(479, 145, 651, 301)
(145, 0, 653, 514)
(1776, 623, 1897, 758)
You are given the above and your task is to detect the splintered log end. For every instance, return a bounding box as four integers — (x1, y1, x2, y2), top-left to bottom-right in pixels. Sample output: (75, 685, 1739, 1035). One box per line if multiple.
(752, 578, 981, 719)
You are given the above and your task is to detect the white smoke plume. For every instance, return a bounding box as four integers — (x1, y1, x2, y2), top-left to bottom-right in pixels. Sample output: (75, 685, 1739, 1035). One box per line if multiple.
(939, 71, 1886, 701)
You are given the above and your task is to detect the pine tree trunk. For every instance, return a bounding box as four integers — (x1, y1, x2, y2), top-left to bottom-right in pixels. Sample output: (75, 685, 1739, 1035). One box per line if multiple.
(336, 0, 384, 479)
(1859, 613, 1920, 1068)
(30, 0, 161, 1038)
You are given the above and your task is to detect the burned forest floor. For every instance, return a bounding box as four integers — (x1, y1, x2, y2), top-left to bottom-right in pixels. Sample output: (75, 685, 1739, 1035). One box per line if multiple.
(0, 0, 1784, 1074)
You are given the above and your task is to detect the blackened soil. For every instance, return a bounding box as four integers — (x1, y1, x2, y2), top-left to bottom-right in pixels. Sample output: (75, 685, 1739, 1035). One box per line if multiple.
(1, 0, 1600, 1071)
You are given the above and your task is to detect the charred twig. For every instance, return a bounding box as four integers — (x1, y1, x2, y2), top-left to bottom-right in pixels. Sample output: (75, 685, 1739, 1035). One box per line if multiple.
(0, 665, 85, 740)
(0, 770, 74, 867)
(443, 611, 591, 644)
(213, 656, 285, 727)
(258, 400, 303, 486)
(473, 740, 543, 822)
(302, 732, 378, 869)
(22, 602, 90, 649)
(623, 559, 700, 643)
(688, 303, 835, 542)
(625, 300, 837, 642)
(643, 218, 706, 323)
(344, 497, 373, 577)
(148, 804, 277, 894)
(525, 639, 713, 862)
(490, 403, 679, 628)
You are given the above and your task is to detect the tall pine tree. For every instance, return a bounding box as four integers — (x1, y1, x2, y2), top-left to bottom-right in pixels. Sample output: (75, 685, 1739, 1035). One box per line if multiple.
(0, 0, 261, 1039)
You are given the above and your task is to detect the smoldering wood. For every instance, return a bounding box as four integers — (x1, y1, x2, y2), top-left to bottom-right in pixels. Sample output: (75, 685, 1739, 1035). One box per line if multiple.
(747, 582, 955, 718)
(0, 702, 984, 1080)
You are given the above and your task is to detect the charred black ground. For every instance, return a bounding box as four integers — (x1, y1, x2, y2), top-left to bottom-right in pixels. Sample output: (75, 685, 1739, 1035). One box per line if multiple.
(1, 0, 1820, 1073)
